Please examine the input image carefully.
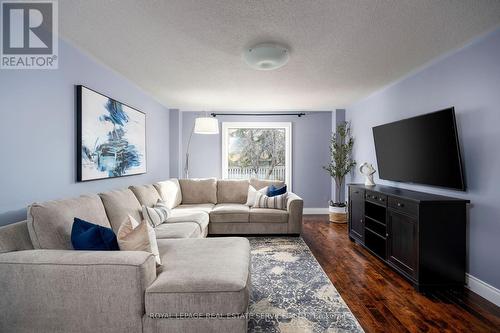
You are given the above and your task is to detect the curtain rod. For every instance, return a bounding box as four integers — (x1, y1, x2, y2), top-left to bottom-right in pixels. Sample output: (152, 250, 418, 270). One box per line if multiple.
(210, 112, 306, 117)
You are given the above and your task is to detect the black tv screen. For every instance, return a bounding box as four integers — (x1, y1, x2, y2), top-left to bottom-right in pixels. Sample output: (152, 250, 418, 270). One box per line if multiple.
(372, 108, 465, 191)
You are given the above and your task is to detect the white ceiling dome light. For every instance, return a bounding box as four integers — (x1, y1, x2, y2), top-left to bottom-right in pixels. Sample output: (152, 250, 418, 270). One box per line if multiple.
(243, 43, 289, 70)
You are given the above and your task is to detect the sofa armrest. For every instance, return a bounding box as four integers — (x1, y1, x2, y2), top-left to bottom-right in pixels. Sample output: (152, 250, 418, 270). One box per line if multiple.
(0, 220, 33, 253)
(287, 192, 304, 234)
(0, 249, 157, 333)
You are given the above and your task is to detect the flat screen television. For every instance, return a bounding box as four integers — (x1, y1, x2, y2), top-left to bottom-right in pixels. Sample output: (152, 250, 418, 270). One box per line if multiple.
(372, 107, 465, 191)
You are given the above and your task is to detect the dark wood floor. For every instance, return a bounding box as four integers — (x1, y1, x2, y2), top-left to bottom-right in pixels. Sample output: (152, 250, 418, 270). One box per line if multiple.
(301, 215, 500, 333)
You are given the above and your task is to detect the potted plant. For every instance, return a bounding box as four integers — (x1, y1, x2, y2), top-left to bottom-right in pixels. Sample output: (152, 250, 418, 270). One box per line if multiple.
(323, 121, 356, 223)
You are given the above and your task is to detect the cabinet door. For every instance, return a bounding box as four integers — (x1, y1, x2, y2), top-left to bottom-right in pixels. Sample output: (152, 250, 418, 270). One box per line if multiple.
(349, 188, 364, 242)
(387, 210, 418, 279)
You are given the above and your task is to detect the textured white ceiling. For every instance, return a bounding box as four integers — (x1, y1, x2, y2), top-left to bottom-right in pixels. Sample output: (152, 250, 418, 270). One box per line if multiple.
(60, 0, 500, 110)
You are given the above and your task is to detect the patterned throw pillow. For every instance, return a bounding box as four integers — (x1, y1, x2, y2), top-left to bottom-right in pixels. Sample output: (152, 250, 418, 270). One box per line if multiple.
(117, 214, 161, 265)
(253, 191, 288, 210)
(142, 200, 171, 227)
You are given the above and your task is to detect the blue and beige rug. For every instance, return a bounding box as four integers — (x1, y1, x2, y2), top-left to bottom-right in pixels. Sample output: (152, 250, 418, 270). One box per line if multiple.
(248, 237, 364, 333)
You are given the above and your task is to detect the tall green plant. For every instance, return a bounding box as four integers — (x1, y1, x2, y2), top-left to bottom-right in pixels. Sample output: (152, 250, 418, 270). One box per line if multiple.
(323, 122, 356, 206)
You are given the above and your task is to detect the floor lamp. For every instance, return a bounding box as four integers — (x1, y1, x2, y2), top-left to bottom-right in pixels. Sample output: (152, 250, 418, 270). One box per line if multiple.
(184, 116, 219, 178)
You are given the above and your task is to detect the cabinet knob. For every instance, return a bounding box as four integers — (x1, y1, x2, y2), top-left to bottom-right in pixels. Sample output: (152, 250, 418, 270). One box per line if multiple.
(386, 233, 389, 237)
(360, 219, 363, 223)
(397, 202, 404, 207)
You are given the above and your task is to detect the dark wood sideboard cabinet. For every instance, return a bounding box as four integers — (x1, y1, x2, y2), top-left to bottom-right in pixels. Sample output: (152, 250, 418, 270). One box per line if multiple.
(348, 184, 469, 291)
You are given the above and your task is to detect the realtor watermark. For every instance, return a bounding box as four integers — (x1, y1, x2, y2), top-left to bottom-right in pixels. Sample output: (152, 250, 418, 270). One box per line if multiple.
(1, 0, 58, 69)
(149, 312, 341, 321)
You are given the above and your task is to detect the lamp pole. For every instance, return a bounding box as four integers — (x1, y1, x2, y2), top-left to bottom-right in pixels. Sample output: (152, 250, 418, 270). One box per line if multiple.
(184, 122, 195, 178)
(183, 115, 219, 179)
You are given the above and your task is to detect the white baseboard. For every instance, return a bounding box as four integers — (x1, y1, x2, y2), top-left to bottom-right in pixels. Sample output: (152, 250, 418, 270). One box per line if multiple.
(303, 208, 329, 214)
(466, 273, 500, 306)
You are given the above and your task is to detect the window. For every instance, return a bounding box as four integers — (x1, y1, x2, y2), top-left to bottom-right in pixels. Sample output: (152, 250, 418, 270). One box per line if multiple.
(222, 122, 292, 188)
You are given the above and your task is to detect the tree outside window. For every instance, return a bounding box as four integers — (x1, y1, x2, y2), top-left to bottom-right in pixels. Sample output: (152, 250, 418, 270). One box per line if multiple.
(222, 122, 292, 187)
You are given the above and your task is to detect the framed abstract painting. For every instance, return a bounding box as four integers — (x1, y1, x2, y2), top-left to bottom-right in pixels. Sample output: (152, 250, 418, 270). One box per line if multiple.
(76, 85, 147, 182)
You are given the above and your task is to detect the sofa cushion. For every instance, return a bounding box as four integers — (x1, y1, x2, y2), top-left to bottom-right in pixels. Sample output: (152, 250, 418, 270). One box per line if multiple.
(129, 184, 161, 207)
(154, 223, 201, 239)
(210, 204, 249, 223)
(209, 221, 288, 234)
(172, 203, 214, 214)
(249, 208, 289, 223)
(71, 218, 119, 251)
(167, 211, 209, 235)
(179, 178, 217, 204)
(99, 189, 143, 232)
(146, 238, 250, 314)
(250, 178, 285, 190)
(216, 179, 249, 204)
(154, 179, 182, 209)
(27, 194, 111, 249)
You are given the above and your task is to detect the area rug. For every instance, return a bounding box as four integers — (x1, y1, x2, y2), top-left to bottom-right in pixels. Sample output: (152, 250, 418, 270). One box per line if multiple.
(248, 237, 364, 333)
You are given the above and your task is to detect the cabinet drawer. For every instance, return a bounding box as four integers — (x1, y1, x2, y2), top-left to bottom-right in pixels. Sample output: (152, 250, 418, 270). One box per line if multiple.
(388, 197, 418, 217)
(349, 187, 364, 198)
(365, 190, 387, 205)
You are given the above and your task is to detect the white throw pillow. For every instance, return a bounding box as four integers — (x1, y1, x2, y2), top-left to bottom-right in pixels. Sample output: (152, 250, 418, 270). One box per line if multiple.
(117, 215, 161, 265)
(245, 185, 268, 206)
(142, 200, 171, 227)
(154, 178, 182, 209)
(253, 192, 288, 210)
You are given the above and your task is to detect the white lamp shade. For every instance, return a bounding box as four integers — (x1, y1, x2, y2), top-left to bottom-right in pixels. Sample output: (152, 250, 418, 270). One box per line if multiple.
(194, 117, 219, 134)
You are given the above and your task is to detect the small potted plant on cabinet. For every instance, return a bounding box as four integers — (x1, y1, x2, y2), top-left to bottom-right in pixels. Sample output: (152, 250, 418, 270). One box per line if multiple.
(323, 121, 356, 223)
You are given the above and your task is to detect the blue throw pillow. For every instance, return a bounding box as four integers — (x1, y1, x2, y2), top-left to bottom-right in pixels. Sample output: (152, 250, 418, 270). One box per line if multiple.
(71, 218, 119, 251)
(267, 184, 287, 197)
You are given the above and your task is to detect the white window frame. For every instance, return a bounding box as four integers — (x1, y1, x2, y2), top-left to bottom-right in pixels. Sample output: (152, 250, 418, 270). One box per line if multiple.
(221, 122, 292, 190)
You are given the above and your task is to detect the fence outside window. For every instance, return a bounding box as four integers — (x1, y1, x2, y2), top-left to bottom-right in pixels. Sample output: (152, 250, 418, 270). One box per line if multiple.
(227, 166, 286, 181)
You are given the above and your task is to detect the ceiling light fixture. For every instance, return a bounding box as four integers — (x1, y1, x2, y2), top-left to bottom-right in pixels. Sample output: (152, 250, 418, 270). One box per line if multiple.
(243, 43, 289, 70)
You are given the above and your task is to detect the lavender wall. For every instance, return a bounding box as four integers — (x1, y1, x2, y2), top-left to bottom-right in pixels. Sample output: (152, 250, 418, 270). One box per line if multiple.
(0, 39, 170, 227)
(179, 112, 334, 208)
(169, 109, 181, 178)
(347, 28, 500, 289)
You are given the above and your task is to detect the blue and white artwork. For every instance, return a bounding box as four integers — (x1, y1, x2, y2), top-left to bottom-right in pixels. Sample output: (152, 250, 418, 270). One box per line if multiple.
(77, 86, 146, 181)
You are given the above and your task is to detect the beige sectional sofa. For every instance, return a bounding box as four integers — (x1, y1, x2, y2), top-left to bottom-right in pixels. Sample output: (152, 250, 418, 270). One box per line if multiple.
(0, 178, 303, 333)
(171, 178, 304, 236)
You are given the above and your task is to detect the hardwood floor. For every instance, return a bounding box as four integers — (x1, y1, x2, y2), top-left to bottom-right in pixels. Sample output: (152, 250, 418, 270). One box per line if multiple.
(301, 215, 500, 333)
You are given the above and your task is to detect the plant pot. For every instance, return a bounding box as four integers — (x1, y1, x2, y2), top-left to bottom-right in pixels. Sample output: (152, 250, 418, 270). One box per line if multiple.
(329, 205, 347, 224)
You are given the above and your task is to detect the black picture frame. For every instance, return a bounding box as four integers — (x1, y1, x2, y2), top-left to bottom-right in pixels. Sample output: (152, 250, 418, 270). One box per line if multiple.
(76, 85, 147, 182)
